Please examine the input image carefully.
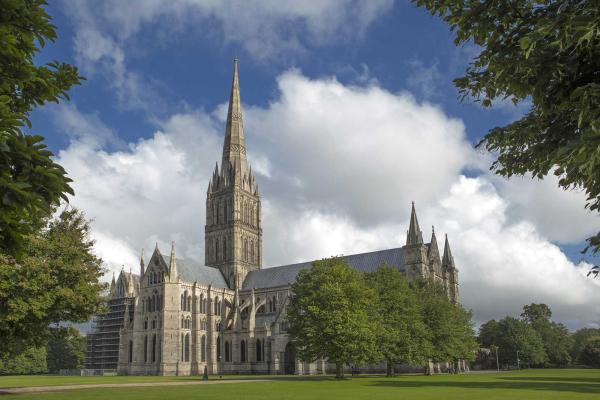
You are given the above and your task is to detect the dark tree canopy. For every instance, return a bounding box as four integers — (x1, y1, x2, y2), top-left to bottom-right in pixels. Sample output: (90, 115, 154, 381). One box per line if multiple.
(46, 327, 86, 373)
(0, 0, 82, 257)
(413, 0, 600, 252)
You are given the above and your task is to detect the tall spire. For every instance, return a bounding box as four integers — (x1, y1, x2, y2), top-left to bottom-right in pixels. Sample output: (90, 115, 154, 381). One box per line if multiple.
(442, 234, 456, 269)
(109, 272, 116, 296)
(139, 248, 145, 277)
(168, 241, 178, 279)
(221, 57, 248, 177)
(428, 226, 441, 262)
(406, 202, 424, 245)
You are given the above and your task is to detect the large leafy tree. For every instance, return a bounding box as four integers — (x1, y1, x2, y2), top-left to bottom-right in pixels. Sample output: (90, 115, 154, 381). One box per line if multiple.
(521, 303, 573, 366)
(1, 0, 81, 257)
(479, 316, 547, 367)
(287, 258, 378, 378)
(412, 0, 600, 252)
(413, 279, 477, 371)
(0, 209, 105, 354)
(367, 266, 429, 376)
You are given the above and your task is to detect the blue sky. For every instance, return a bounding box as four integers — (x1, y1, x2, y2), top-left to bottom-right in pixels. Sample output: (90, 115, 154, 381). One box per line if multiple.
(32, 0, 600, 327)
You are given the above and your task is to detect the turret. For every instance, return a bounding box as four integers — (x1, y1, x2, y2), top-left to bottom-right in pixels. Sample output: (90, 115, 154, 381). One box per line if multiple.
(442, 234, 459, 303)
(109, 272, 116, 297)
(168, 241, 178, 282)
(428, 226, 443, 281)
(139, 248, 145, 278)
(406, 202, 424, 245)
(403, 202, 429, 280)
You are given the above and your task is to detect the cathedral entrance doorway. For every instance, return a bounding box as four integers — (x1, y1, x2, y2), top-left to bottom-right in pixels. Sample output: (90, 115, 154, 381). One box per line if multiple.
(283, 342, 296, 374)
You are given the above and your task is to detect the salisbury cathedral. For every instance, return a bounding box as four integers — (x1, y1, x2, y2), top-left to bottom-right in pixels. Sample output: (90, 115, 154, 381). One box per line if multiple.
(85, 60, 460, 376)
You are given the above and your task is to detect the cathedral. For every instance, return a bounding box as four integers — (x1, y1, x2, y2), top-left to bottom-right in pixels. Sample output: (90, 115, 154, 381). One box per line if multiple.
(85, 60, 460, 375)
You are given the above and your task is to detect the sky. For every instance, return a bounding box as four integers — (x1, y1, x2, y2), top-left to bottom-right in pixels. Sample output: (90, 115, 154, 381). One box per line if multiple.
(33, 0, 600, 329)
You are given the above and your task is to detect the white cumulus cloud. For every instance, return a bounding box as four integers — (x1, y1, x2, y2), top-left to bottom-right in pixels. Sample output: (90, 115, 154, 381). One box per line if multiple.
(53, 70, 600, 329)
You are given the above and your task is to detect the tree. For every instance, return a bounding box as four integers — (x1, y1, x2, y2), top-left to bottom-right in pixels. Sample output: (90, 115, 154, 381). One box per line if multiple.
(521, 303, 573, 366)
(287, 258, 378, 378)
(412, 0, 600, 252)
(0, 209, 105, 355)
(1, 0, 81, 257)
(571, 328, 600, 364)
(46, 327, 86, 373)
(367, 266, 429, 376)
(478, 316, 547, 368)
(413, 279, 478, 371)
(578, 337, 600, 368)
(0, 346, 47, 375)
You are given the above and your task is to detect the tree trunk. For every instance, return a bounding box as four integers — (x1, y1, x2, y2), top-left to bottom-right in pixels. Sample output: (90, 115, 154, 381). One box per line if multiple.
(335, 363, 344, 379)
(386, 360, 394, 377)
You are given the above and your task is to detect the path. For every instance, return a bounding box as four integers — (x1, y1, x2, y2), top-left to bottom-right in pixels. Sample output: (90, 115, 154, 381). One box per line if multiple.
(0, 379, 271, 395)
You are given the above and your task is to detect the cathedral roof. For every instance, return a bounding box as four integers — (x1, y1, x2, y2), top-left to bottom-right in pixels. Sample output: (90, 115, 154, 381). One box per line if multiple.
(242, 247, 407, 290)
(159, 255, 229, 288)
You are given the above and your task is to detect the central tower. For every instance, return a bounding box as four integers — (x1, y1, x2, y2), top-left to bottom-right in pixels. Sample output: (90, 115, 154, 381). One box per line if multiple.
(205, 59, 262, 289)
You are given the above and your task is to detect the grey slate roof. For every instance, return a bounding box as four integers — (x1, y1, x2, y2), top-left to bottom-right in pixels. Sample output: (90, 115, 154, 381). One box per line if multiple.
(161, 255, 229, 289)
(242, 247, 407, 290)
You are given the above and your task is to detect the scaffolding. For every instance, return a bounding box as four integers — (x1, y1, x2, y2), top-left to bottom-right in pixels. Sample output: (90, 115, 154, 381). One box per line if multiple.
(85, 296, 135, 370)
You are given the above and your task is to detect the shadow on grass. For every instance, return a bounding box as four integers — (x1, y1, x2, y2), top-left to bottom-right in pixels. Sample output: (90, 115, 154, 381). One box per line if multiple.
(369, 378, 600, 395)
(499, 377, 600, 384)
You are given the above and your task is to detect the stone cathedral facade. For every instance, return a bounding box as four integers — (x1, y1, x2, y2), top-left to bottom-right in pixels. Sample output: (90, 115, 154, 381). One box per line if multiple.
(91, 60, 460, 376)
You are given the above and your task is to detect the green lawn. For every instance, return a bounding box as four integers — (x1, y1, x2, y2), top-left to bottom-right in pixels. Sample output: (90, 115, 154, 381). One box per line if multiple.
(1, 369, 598, 400)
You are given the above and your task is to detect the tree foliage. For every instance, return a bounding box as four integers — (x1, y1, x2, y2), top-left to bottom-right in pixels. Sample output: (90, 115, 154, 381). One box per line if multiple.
(479, 316, 547, 367)
(287, 258, 378, 378)
(288, 262, 476, 377)
(578, 336, 600, 367)
(571, 328, 600, 364)
(0, 209, 105, 355)
(413, 279, 478, 368)
(412, 0, 600, 252)
(46, 327, 86, 373)
(367, 266, 429, 375)
(0, 346, 47, 375)
(521, 303, 572, 366)
(0, 0, 82, 257)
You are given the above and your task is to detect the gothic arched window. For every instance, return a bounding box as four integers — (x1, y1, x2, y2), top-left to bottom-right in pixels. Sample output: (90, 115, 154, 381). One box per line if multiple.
(225, 341, 230, 362)
(240, 340, 246, 362)
(272, 295, 277, 312)
(256, 339, 262, 362)
(201, 335, 206, 362)
(250, 239, 254, 263)
(152, 334, 157, 362)
(184, 333, 190, 362)
(223, 237, 227, 261)
(214, 296, 220, 315)
(244, 239, 248, 261)
(144, 335, 148, 363)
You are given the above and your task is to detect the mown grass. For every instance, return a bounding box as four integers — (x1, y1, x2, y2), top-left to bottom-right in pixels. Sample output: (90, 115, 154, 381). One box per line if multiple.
(0, 369, 598, 400)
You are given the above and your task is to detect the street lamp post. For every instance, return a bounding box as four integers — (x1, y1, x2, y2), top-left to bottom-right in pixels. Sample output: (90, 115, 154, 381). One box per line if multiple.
(494, 346, 499, 372)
